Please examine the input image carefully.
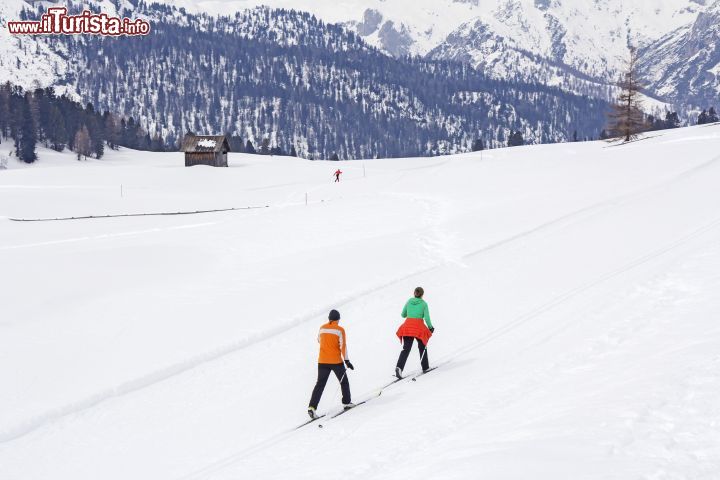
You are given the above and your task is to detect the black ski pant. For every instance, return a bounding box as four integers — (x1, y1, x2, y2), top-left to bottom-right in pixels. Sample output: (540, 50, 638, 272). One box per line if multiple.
(309, 363, 351, 409)
(396, 336, 429, 372)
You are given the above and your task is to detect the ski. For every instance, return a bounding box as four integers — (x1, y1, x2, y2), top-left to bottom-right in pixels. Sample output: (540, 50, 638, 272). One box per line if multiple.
(315, 363, 446, 428)
(295, 414, 326, 430)
(383, 376, 403, 388)
(410, 366, 438, 381)
(317, 391, 383, 427)
(329, 399, 371, 419)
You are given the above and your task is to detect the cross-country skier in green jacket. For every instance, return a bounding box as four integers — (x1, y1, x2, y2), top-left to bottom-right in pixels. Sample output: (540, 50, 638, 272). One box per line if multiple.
(395, 287, 434, 378)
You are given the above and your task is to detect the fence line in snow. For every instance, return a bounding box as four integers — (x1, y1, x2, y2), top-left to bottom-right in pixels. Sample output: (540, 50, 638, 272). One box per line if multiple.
(9, 205, 269, 222)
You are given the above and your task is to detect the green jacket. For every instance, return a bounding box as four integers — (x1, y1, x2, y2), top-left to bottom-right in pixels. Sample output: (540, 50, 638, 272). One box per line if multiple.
(402, 298, 432, 329)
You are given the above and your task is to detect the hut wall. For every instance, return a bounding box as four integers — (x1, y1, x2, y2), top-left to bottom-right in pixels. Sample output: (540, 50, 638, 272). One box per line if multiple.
(185, 152, 221, 167)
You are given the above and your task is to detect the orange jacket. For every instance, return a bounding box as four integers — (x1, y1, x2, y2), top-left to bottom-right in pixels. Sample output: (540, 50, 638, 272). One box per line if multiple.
(317, 321, 348, 364)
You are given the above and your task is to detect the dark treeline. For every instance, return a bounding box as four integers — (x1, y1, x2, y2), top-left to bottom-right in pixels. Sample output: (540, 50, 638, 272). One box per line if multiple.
(598, 110, 686, 141)
(21, 2, 610, 160)
(697, 107, 719, 125)
(647, 111, 682, 131)
(0, 83, 166, 163)
(225, 135, 296, 156)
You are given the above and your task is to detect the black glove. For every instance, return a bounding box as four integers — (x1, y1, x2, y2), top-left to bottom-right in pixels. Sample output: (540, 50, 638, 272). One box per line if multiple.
(429, 327, 435, 333)
(344, 360, 354, 370)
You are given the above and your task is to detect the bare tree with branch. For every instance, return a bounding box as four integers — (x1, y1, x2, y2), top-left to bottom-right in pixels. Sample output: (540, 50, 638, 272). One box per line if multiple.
(74, 125, 92, 161)
(607, 47, 647, 142)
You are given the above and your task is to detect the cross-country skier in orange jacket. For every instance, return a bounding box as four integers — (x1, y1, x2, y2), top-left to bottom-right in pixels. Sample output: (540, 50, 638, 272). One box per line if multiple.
(308, 309, 355, 419)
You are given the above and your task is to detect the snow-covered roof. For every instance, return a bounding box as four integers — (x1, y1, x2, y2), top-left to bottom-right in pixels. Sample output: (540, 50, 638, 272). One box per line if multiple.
(181, 135, 230, 153)
(197, 139, 217, 149)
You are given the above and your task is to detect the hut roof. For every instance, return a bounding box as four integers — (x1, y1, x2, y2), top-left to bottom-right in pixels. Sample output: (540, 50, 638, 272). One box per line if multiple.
(181, 135, 230, 153)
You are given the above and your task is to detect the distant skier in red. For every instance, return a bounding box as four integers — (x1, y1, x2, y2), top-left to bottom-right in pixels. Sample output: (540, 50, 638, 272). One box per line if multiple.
(334, 169, 342, 182)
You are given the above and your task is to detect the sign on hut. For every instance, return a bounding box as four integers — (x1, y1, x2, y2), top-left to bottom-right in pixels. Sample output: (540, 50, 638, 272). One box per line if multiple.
(181, 135, 230, 167)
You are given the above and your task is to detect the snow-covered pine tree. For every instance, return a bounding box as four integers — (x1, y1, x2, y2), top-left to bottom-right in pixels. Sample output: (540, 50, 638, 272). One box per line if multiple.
(15, 94, 37, 163)
(48, 104, 68, 151)
(104, 112, 121, 150)
(260, 138, 271, 155)
(664, 111, 681, 129)
(709, 107, 719, 123)
(0, 83, 10, 140)
(697, 110, 709, 125)
(508, 130, 524, 147)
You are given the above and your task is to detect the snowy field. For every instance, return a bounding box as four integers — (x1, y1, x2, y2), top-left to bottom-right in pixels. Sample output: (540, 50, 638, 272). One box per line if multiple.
(1, 125, 720, 479)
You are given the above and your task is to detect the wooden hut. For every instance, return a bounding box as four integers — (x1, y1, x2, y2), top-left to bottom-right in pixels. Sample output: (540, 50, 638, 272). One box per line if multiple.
(181, 135, 230, 167)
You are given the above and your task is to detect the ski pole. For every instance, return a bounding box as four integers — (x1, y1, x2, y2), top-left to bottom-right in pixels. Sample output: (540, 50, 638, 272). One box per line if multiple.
(331, 368, 348, 402)
(419, 342, 428, 368)
(407, 343, 430, 383)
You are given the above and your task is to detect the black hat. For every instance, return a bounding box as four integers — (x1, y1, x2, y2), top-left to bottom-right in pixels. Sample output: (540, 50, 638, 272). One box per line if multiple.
(328, 309, 341, 321)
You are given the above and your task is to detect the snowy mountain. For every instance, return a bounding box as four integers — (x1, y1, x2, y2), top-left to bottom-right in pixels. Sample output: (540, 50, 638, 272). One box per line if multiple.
(640, 0, 720, 108)
(162, 0, 703, 60)
(427, 0, 707, 95)
(0, 1, 610, 159)
(2, 124, 720, 478)
(2, 0, 717, 156)
(159, 0, 715, 105)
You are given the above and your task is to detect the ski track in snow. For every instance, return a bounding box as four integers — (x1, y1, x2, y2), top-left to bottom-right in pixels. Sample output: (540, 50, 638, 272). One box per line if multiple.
(451, 216, 720, 362)
(0, 265, 426, 444)
(353, 250, 720, 480)
(0, 223, 218, 250)
(2, 150, 718, 447)
(182, 217, 720, 480)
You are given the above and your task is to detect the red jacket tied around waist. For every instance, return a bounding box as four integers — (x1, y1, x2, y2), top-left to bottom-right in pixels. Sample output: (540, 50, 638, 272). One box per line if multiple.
(396, 318, 432, 345)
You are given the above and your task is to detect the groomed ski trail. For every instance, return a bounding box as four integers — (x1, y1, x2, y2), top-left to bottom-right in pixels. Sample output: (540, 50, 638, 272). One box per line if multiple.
(4, 151, 715, 448)
(175, 154, 720, 480)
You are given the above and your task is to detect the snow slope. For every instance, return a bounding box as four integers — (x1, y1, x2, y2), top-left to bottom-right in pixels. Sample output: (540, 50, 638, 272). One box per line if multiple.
(2, 124, 720, 479)
(0, 0, 127, 96)
(0, 0, 68, 90)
